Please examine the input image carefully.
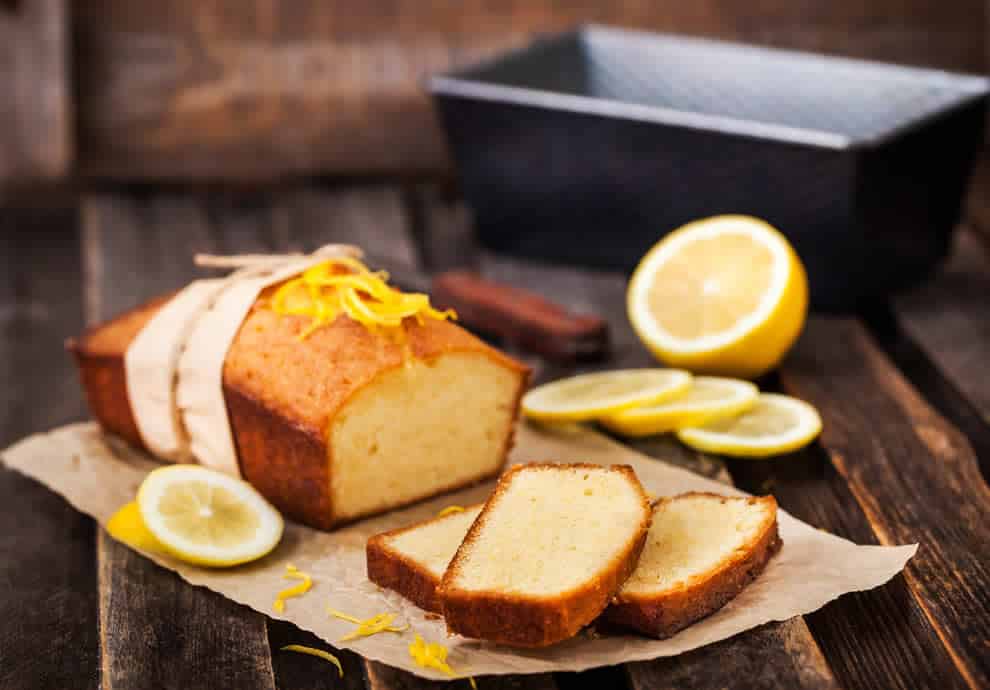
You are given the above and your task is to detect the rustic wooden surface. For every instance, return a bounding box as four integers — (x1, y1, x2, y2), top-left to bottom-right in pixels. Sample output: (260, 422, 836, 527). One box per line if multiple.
(70, 0, 986, 181)
(1, 157, 989, 688)
(0, 0, 72, 189)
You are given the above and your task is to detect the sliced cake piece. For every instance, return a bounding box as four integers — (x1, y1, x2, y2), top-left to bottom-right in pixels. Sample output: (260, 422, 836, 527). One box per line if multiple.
(602, 492, 781, 638)
(367, 504, 483, 613)
(438, 463, 652, 647)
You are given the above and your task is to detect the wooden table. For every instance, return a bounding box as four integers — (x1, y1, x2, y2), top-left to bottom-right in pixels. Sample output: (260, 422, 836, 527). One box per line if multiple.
(2, 169, 988, 690)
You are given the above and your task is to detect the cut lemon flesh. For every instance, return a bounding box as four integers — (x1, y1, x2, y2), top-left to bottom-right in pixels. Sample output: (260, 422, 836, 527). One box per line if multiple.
(601, 377, 758, 437)
(677, 393, 822, 457)
(627, 215, 808, 379)
(522, 369, 692, 422)
(137, 465, 284, 567)
(107, 500, 165, 553)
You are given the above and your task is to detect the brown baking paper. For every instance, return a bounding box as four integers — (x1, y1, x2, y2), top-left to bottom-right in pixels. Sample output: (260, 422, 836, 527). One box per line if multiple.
(2, 421, 915, 680)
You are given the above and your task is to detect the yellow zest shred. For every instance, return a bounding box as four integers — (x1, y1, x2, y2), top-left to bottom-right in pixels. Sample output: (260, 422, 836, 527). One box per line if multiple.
(409, 633, 476, 687)
(273, 563, 313, 613)
(437, 505, 466, 518)
(280, 645, 344, 677)
(328, 608, 408, 641)
(270, 257, 456, 339)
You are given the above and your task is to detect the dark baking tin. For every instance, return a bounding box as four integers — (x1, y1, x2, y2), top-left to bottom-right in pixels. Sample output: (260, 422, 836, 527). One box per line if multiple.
(430, 26, 988, 310)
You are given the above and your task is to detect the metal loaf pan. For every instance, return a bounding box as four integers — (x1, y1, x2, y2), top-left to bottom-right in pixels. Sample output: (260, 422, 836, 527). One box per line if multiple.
(430, 26, 988, 310)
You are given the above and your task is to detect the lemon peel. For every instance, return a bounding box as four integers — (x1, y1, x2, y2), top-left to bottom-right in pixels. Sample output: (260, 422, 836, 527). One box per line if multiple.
(409, 633, 475, 688)
(327, 609, 408, 642)
(271, 257, 456, 338)
(280, 645, 344, 677)
(437, 505, 466, 517)
(273, 564, 312, 613)
(106, 500, 165, 553)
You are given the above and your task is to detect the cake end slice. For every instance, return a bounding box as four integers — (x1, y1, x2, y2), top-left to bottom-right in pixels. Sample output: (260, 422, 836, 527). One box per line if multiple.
(438, 463, 652, 647)
(366, 504, 483, 613)
(602, 492, 781, 638)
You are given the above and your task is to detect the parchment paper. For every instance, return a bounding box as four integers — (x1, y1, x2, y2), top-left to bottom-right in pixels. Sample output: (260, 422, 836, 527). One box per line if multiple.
(2, 421, 916, 681)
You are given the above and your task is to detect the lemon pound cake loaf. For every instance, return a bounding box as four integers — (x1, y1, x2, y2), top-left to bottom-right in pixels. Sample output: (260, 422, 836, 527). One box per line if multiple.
(603, 492, 780, 638)
(70, 256, 528, 530)
(438, 463, 652, 647)
(367, 504, 483, 612)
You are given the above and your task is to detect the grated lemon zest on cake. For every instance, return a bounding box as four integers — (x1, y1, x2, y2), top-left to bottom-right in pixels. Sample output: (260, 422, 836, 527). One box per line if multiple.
(273, 564, 313, 613)
(271, 257, 456, 338)
(437, 505, 466, 517)
(280, 645, 344, 677)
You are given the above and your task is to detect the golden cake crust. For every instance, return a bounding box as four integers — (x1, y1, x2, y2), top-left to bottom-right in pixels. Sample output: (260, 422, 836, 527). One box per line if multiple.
(365, 504, 484, 613)
(601, 492, 781, 638)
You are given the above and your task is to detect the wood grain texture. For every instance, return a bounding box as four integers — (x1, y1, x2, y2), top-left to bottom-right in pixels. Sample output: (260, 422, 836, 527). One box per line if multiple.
(896, 229, 990, 423)
(73, 0, 985, 180)
(365, 663, 557, 690)
(0, 211, 99, 690)
(626, 620, 836, 690)
(780, 318, 990, 690)
(82, 192, 279, 690)
(0, 0, 71, 188)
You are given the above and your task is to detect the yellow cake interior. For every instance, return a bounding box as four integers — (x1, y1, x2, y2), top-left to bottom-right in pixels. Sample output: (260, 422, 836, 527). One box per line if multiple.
(386, 506, 483, 578)
(620, 494, 773, 596)
(330, 352, 519, 521)
(450, 465, 647, 596)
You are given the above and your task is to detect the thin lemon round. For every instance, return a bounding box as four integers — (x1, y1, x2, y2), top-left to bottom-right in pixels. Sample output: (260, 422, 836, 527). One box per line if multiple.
(677, 393, 822, 458)
(627, 215, 808, 379)
(137, 465, 284, 567)
(601, 377, 758, 437)
(522, 369, 692, 422)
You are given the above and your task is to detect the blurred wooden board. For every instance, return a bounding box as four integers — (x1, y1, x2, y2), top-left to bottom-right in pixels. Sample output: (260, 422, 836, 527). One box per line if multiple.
(72, 0, 986, 181)
(0, 0, 71, 189)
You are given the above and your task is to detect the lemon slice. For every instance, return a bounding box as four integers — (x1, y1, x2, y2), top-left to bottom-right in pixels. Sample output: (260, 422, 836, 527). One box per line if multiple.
(627, 215, 808, 379)
(522, 369, 692, 422)
(137, 465, 284, 567)
(677, 393, 822, 457)
(601, 377, 758, 437)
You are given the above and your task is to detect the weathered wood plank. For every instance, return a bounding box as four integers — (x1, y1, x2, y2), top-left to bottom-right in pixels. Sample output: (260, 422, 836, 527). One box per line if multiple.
(0, 0, 71, 189)
(625, 620, 836, 690)
(365, 663, 557, 690)
(726, 438, 971, 690)
(779, 318, 990, 690)
(267, 621, 366, 690)
(73, 0, 984, 180)
(0, 210, 100, 690)
(895, 229, 990, 424)
(82, 192, 279, 690)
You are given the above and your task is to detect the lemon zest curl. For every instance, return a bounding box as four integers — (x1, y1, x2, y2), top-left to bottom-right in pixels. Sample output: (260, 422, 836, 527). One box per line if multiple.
(280, 645, 344, 677)
(271, 258, 456, 338)
(437, 505, 467, 518)
(327, 608, 408, 642)
(273, 564, 312, 613)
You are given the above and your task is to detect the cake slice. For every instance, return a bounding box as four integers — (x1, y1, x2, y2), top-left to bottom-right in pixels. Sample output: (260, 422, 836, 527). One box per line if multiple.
(438, 463, 652, 647)
(602, 492, 781, 638)
(367, 504, 483, 612)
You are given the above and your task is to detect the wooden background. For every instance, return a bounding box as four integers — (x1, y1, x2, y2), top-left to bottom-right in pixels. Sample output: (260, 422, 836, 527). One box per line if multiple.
(0, 0, 987, 190)
(1, 3, 988, 689)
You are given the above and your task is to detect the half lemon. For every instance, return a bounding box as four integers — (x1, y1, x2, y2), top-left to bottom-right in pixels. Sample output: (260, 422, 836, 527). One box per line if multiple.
(522, 369, 692, 422)
(137, 465, 284, 567)
(601, 377, 758, 437)
(627, 215, 808, 379)
(677, 393, 822, 457)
